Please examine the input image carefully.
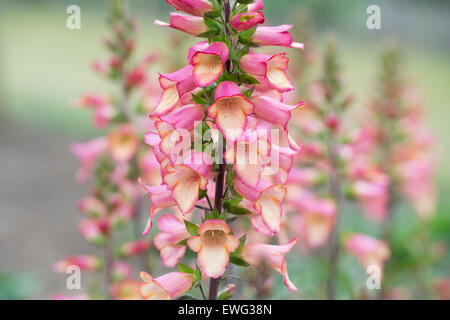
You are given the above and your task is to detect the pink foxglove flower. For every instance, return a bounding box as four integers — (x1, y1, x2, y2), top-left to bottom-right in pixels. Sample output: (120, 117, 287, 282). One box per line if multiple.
(140, 271, 194, 300)
(241, 53, 295, 92)
(242, 238, 298, 291)
(252, 95, 305, 128)
(154, 13, 208, 36)
(251, 25, 304, 49)
(107, 125, 140, 163)
(166, 0, 214, 17)
(207, 81, 254, 142)
(53, 255, 102, 273)
(230, 11, 265, 31)
(248, 0, 264, 12)
(154, 214, 191, 267)
(345, 234, 390, 270)
(189, 41, 229, 87)
(111, 279, 142, 300)
(163, 152, 213, 214)
(154, 66, 196, 116)
(187, 220, 240, 279)
(71, 137, 107, 183)
(118, 239, 151, 258)
(140, 183, 177, 235)
(235, 178, 287, 234)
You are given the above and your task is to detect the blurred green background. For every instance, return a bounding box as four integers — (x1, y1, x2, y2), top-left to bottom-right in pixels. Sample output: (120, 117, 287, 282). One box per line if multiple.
(0, 0, 449, 299)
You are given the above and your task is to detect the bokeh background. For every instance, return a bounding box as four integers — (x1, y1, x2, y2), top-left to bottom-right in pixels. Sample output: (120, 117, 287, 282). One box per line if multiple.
(0, 0, 449, 299)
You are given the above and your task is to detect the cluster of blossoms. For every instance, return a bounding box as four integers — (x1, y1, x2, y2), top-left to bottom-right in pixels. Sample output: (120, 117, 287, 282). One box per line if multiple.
(54, 0, 162, 300)
(139, 0, 305, 300)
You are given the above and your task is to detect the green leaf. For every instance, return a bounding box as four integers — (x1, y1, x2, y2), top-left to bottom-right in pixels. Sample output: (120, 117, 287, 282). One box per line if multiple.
(195, 264, 202, 281)
(237, 0, 254, 4)
(240, 74, 260, 85)
(218, 291, 233, 300)
(178, 263, 195, 274)
(177, 295, 198, 300)
(198, 189, 207, 200)
(192, 92, 207, 105)
(230, 256, 250, 267)
(223, 198, 242, 209)
(184, 220, 199, 236)
(235, 235, 246, 256)
(238, 27, 257, 45)
(177, 238, 189, 246)
(205, 10, 221, 19)
(204, 17, 222, 34)
(227, 205, 252, 216)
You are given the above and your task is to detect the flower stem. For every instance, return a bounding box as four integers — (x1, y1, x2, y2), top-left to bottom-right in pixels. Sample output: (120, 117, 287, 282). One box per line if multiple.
(326, 138, 342, 300)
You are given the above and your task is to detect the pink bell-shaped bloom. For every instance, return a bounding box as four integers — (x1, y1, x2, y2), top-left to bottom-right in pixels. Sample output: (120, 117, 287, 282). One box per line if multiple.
(111, 261, 132, 282)
(189, 41, 229, 87)
(118, 239, 151, 258)
(71, 137, 107, 183)
(225, 134, 270, 187)
(293, 191, 336, 249)
(111, 279, 142, 300)
(251, 25, 304, 49)
(207, 81, 254, 142)
(345, 234, 390, 271)
(242, 238, 298, 291)
(140, 182, 178, 235)
(154, 214, 191, 268)
(140, 271, 195, 300)
(230, 11, 265, 31)
(163, 152, 213, 214)
(154, 13, 208, 36)
(235, 178, 287, 234)
(353, 180, 389, 222)
(77, 196, 107, 219)
(248, 0, 264, 12)
(154, 66, 196, 116)
(139, 150, 163, 186)
(187, 220, 240, 279)
(107, 124, 140, 163)
(53, 255, 102, 273)
(149, 104, 204, 160)
(252, 95, 305, 128)
(166, 0, 214, 17)
(79, 218, 109, 245)
(241, 53, 295, 92)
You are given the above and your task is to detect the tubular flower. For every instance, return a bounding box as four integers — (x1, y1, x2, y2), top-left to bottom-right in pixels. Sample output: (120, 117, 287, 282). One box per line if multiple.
(117, 239, 151, 258)
(163, 152, 213, 214)
(252, 95, 305, 128)
(79, 218, 109, 245)
(111, 279, 142, 300)
(225, 135, 270, 187)
(107, 124, 140, 163)
(140, 183, 177, 235)
(166, 0, 214, 17)
(149, 104, 204, 159)
(71, 137, 107, 183)
(250, 25, 304, 49)
(53, 255, 102, 273)
(154, 13, 208, 36)
(248, 0, 264, 12)
(240, 53, 295, 92)
(154, 214, 191, 268)
(235, 178, 287, 234)
(230, 11, 265, 31)
(242, 238, 298, 291)
(345, 234, 390, 270)
(154, 66, 196, 116)
(353, 179, 389, 222)
(189, 41, 230, 87)
(140, 271, 195, 300)
(207, 81, 254, 142)
(187, 220, 240, 279)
